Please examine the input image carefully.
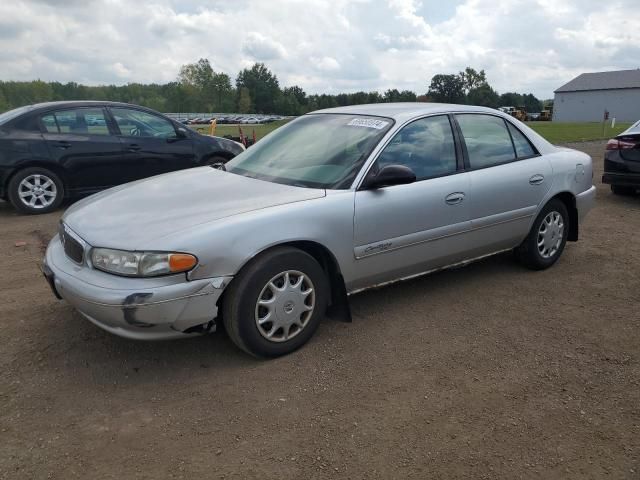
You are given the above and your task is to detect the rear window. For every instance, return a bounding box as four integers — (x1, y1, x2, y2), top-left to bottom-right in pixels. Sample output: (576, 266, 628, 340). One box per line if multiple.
(41, 108, 111, 136)
(456, 114, 516, 169)
(507, 123, 536, 158)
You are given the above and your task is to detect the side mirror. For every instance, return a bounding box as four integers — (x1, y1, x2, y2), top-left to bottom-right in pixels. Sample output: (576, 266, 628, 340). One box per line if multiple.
(362, 164, 417, 190)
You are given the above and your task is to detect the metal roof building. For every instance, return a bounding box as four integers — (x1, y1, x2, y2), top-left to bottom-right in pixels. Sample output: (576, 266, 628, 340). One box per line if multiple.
(553, 69, 640, 122)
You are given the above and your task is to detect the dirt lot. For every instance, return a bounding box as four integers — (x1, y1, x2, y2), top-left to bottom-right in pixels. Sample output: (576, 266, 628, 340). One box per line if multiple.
(1, 141, 638, 479)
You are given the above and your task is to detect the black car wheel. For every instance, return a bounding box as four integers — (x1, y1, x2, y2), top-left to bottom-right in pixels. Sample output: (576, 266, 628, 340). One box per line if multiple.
(516, 199, 569, 270)
(222, 247, 329, 358)
(611, 185, 635, 195)
(202, 155, 229, 167)
(8, 167, 64, 214)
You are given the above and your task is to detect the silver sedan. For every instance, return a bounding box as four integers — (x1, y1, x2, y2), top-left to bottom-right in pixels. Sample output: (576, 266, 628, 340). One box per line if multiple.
(43, 103, 596, 357)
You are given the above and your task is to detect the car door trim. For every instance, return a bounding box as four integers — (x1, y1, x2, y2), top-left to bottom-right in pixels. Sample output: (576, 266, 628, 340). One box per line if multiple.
(354, 204, 536, 260)
(354, 218, 471, 259)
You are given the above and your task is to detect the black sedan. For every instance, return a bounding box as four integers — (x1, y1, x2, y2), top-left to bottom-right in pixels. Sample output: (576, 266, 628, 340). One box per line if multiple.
(603, 120, 640, 195)
(0, 101, 244, 214)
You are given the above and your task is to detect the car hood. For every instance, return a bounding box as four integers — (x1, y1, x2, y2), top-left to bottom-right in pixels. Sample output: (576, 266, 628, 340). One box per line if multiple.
(63, 167, 326, 249)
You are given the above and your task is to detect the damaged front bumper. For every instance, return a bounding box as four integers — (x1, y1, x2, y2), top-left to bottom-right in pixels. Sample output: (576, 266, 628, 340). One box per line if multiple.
(44, 234, 231, 340)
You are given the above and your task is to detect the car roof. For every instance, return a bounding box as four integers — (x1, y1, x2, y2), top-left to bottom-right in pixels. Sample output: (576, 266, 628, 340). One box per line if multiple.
(311, 102, 505, 123)
(22, 101, 157, 114)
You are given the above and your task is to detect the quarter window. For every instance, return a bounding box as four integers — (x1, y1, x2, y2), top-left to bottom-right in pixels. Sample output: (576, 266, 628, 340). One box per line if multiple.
(111, 108, 176, 138)
(456, 114, 515, 169)
(40, 108, 111, 135)
(375, 115, 457, 181)
(507, 123, 536, 158)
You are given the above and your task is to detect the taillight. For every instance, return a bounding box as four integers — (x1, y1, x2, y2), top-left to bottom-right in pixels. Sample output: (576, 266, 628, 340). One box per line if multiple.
(606, 139, 636, 150)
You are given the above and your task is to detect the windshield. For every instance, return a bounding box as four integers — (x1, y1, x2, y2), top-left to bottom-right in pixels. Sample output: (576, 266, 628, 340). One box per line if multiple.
(225, 114, 393, 189)
(0, 105, 34, 126)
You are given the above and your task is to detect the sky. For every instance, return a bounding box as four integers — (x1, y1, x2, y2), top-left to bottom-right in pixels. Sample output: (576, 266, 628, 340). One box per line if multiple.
(1, 0, 639, 99)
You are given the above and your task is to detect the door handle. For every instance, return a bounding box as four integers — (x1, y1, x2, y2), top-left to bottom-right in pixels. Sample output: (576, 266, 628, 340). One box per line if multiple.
(127, 144, 141, 152)
(529, 174, 545, 185)
(54, 141, 71, 149)
(445, 192, 465, 205)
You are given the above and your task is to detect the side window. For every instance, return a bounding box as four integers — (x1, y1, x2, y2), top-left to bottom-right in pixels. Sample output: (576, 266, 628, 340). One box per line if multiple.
(41, 114, 58, 133)
(456, 114, 516, 169)
(507, 123, 536, 158)
(375, 115, 457, 181)
(40, 108, 111, 135)
(111, 108, 176, 138)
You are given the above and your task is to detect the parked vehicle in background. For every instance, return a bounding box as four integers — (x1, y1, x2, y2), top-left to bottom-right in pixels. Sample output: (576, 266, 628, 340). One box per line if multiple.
(0, 101, 244, 214)
(528, 112, 541, 121)
(603, 120, 640, 195)
(539, 108, 553, 121)
(43, 103, 595, 357)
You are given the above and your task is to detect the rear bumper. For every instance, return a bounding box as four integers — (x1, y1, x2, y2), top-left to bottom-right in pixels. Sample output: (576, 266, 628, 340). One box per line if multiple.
(602, 172, 640, 187)
(575, 185, 596, 223)
(44, 234, 231, 340)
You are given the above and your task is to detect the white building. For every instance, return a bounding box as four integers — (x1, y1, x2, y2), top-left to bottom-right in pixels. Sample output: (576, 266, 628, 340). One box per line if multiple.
(553, 69, 640, 122)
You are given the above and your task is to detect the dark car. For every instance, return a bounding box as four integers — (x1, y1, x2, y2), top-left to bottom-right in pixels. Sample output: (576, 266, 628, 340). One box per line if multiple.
(603, 120, 640, 195)
(0, 101, 244, 214)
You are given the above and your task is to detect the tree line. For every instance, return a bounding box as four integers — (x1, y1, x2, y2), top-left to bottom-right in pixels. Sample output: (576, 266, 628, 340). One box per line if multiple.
(0, 60, 546, 115)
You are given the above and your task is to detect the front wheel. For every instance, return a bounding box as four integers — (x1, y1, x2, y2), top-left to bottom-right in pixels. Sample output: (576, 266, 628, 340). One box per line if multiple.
(8, 167, 64, 214)
(516, 199, 569, 270)
(222, 247, 329, 358)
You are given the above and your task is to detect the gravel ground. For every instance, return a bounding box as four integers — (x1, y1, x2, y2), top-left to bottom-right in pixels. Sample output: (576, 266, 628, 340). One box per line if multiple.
(1, 141, 638, 479)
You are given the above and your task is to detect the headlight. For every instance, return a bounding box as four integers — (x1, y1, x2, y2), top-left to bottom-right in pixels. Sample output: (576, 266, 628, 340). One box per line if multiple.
(91, 248, 197, 277)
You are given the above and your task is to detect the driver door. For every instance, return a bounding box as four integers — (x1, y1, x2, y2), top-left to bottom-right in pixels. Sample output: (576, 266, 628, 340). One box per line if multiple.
(109, 107, 196, 181)
(352, 115, 472, 290)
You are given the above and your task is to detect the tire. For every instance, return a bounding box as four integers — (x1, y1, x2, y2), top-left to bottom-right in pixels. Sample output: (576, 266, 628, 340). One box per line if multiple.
(516, 199, 569, 270)
(222, 247, 329, 358)
(202, 155, 228, 167)
(611, 185, 635, 196)
(8, 167, 64, 214)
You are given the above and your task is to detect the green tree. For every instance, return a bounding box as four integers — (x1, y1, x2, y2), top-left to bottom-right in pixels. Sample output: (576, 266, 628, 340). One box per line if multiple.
(427, 74, 465, 104)
(521, 93, 542, 112)
(467, 84, 500, 108)
(236, 63, 280, 113)
(237, 87, 252, 113)
(459, 67, 487, 95)
(499, 92, 523, 107)
(398, 90, 417, 102)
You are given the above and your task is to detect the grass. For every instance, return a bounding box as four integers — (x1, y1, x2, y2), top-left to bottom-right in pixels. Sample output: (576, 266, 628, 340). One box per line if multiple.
(195, 118, 630, 145)
(192, 119, 291, 141)
(526, 121, 632, 144)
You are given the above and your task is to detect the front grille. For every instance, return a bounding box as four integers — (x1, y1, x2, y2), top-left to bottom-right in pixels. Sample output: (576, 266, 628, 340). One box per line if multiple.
(59, 223, 84, 264)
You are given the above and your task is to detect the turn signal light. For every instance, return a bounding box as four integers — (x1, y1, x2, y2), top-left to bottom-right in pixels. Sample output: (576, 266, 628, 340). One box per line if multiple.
(169, 253, 197, 272)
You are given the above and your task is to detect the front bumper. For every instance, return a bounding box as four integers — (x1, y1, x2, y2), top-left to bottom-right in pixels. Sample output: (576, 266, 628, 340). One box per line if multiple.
(44, 234, 232, 340)
(575, 185, 596, 223)
(602, 172, 640, 187)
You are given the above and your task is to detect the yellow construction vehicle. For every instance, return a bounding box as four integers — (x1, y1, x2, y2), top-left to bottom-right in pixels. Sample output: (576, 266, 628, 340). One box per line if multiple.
(539, 107, 553, 121)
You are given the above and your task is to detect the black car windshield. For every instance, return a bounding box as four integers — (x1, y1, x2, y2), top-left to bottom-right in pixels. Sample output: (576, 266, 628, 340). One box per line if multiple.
(225, 114, 393, 189)
(0, 105, 33, 126)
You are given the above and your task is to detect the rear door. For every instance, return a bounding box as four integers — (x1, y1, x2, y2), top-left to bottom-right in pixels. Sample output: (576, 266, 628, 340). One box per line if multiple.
(454, 114, 552, 252)
(40, 107, 127, 193)
(352, 115, 472, 289)
(109, 107, 196, 180)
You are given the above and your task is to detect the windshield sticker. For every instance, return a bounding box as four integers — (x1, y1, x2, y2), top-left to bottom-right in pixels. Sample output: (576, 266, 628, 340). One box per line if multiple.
(347, 118, 389, 130)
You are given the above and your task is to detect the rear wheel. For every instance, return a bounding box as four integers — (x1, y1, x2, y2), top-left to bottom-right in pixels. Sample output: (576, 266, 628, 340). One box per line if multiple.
(516, 199, 569, 270)
(611, 185, 635, 195)
(222, 247, 329, 358)
(8, 167, 64, 214)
